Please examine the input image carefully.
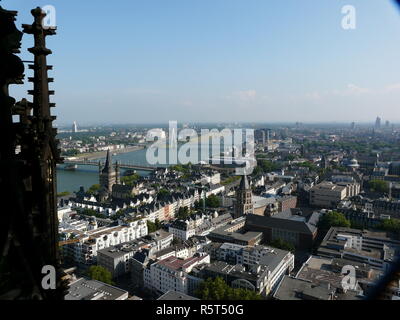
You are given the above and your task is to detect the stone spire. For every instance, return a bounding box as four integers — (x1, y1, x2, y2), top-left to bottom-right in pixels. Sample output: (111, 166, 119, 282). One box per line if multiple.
(0, 6, 65, 299)
(239, 174, 250, 190)
(102, 149, 112, 172)
(99, 149, 119, 196)
(234, 175, 253, 218)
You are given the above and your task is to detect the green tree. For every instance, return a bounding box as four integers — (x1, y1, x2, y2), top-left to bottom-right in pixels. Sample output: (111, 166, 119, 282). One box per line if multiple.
(206, 194, 221, 208)
(120, 173, 140, 186)
(270, 239, 295, 253)
(196, 277, 262, 300)
(87, 266, 113, 285)
(258, 160, 280, 173)
(157, 188, 171, 200)
(170, 164, 191, 173)
(298, 161, 318, 172)
(378, 218, 400, 236)
(221, 175, 241, 186)
(57, 191, 71, 197)
(286, 154, 296, 161)
(79, 208, 106, 219)
(176, 206, 191, 220)
(62, 149, 79, 157)
(87, 184, 101, 195)
(318, 211, 351, 232)
(368, 180, 389, 193)
(147, 219, 162, 233)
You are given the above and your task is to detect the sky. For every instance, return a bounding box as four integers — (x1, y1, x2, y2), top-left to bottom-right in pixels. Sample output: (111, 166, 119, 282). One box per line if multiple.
(4, 0, 400, 125)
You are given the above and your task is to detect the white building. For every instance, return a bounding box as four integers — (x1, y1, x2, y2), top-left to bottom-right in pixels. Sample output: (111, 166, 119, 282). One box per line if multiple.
(241, 245, 295, 295)
(62, 220, 148, 265)
(144, 254, 210, 296)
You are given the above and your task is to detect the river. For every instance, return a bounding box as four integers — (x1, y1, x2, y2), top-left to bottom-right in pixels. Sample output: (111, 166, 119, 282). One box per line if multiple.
(57, 141, 229, 193)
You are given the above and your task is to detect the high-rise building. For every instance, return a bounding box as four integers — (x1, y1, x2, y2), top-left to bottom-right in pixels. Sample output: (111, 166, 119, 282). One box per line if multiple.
(234, 175, 254, 218)
(375, 116, 382, 129)
(321, 154, 329, 169)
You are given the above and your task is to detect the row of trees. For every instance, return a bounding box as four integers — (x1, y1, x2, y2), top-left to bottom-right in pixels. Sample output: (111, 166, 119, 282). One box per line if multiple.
(78, 208, 107, 219)
(318, 211, 400, 237)
(196, 277, 263, 300)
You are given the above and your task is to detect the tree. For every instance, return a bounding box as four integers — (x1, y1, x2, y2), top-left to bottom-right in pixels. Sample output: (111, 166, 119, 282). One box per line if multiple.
(368, 180, 389, 193)
(318, 211, 351, 231)
(87, 184, 101, 195)
(120, 173, 140, 186)
(298, 161, 318, 172)
(176, 206, 191, 220)
(170, 164, 190, 173)
(57, 191, 71, 197)
(258, 159, 280, 173)
(147, 219, 162, 233)
(157, 188, 170, 200)
(286, 154, 297, 161)
(378, 218, 400, 236)
(221, 176, 241, 186)
(87, 266, 113, 285)
(196, 277, 262, 300)
(79, 208, 106, 219)
(270, 239, 295, 253)
(206, 194, 221, 208)
(62, 149, 79, 157)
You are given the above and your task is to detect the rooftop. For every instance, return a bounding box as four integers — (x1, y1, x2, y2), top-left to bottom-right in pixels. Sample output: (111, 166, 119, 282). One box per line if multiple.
(65, 278, 128, 300)
(274, 276, 334, 300)
(157, 290, 199, 300)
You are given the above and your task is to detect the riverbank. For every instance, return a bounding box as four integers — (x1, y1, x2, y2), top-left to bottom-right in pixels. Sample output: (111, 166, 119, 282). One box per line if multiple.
(71, 145, 146, 161)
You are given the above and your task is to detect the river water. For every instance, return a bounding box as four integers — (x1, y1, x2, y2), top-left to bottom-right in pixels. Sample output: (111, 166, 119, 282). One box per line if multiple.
(57, 142, 229, 193)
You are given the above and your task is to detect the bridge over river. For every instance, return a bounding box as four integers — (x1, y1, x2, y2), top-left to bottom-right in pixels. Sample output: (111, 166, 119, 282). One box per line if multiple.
(59, 159, 159, 172)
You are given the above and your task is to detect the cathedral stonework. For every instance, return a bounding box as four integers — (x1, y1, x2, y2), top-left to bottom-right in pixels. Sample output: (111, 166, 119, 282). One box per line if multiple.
(234, 175, 254, 218)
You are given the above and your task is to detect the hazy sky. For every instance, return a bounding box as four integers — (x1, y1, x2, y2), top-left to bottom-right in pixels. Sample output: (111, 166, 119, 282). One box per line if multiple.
(5, 0, 400, 125)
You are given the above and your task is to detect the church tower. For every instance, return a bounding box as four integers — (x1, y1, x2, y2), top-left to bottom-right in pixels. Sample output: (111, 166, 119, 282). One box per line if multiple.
(233, 175, 254, 218)
(99, 150, 119, 195)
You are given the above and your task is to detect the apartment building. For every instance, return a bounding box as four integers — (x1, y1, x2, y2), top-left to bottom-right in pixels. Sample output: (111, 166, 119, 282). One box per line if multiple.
(310, 181, 360, 208)
(61, 220, 148, 265)
(144, 254, 210, 296)
(97, 230, 173, 278)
